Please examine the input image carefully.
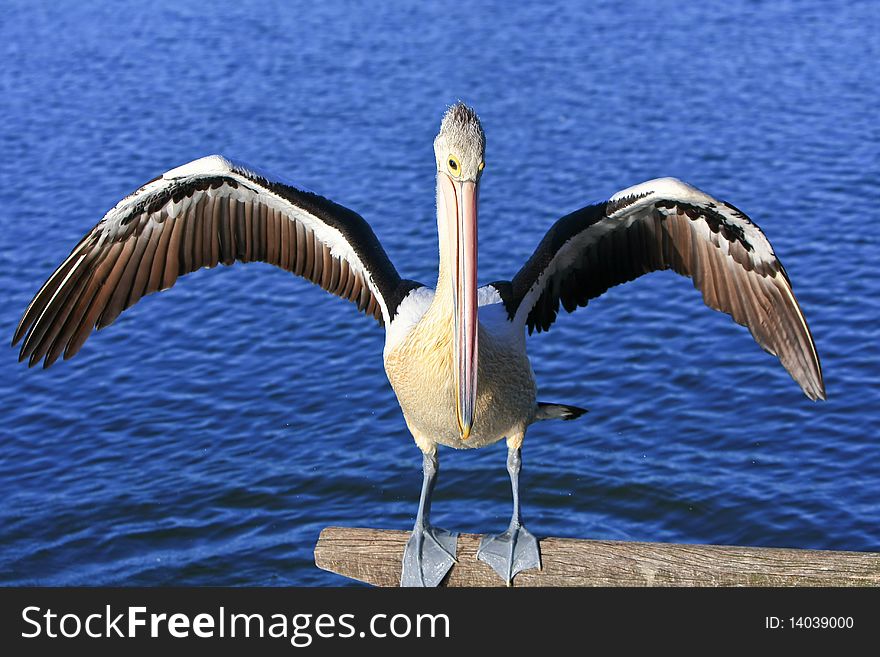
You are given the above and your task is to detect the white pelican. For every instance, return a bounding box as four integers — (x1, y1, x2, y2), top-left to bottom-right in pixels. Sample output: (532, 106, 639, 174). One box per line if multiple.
(13, 103, 825, 587)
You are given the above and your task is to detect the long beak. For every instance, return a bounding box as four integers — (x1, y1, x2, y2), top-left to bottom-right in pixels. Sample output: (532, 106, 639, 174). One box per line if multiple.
(440, 175, 479, 440)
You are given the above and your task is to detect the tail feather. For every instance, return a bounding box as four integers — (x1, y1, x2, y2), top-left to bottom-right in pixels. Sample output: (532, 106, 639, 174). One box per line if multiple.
(535, 402, 588, 422)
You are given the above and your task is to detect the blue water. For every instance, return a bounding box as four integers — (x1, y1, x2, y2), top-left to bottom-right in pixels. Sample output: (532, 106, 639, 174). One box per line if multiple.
(1, 1, 877, 586)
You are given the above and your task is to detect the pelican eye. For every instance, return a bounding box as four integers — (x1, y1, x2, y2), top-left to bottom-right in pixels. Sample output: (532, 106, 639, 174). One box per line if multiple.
(447, 155, 461, 176)
(479, 161, 485, 171)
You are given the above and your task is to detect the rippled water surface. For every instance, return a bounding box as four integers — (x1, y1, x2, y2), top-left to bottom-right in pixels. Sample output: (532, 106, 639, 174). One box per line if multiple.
(1, 1, 878, 585)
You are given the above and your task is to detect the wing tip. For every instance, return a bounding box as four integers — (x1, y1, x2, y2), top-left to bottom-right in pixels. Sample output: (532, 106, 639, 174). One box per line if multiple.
(13, 310, 37, 347)
(797, 368, 825, 402)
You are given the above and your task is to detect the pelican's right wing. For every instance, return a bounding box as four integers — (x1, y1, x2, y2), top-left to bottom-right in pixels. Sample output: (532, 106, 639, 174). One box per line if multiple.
(14, 155, 422, 367)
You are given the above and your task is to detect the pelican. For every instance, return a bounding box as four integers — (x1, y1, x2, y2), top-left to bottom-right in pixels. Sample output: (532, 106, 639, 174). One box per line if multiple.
(13, 103, 825, 587)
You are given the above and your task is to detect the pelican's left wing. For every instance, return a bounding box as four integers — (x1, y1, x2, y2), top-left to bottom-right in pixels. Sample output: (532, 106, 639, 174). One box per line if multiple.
(489, 177, 825, 400)
(14, 155, 421, 367)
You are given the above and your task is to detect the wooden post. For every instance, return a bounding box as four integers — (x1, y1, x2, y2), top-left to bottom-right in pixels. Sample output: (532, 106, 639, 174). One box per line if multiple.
(314, 527, 880, 587)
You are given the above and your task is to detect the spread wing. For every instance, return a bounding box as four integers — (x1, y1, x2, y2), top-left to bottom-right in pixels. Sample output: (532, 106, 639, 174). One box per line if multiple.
(14, 155, 420, 367)
(491, 177, 824, 400)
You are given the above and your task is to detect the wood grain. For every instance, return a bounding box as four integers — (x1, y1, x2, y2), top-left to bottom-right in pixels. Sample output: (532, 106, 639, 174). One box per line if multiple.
(314, 526, 880, 587)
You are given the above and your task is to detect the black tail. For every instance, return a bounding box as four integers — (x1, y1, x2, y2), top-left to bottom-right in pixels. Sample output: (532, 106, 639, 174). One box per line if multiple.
(535, 402, 588, 421)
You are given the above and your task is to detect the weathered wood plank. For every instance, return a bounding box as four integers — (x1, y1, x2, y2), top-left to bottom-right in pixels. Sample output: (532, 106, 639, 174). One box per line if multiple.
(314, 526, 880, 587)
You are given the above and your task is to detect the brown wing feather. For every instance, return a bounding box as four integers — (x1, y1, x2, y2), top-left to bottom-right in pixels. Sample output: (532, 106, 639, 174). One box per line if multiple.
(503, 180, 824, 400)
(14, 157, 418, 368)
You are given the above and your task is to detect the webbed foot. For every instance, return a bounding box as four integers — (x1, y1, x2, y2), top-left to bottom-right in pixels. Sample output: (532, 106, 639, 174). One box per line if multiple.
(477, 523, 541, 585)
(400, 525, 458, 587)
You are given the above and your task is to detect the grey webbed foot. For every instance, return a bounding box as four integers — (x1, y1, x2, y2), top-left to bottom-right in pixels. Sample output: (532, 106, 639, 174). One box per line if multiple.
(478, 445, 541, 584)
(477, 523, 541, 585)
(401, 525, 458, 587)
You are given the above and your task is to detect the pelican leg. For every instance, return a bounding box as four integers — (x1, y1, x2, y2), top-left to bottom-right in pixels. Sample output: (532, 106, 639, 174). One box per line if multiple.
(477, 446, 541, 585)
(400, 451, 458, 587)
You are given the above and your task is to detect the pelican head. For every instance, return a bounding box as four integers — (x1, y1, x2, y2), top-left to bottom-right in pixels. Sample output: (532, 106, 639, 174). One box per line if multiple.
(433, 103, 485, 440)
(433, 103, 486, 182)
